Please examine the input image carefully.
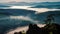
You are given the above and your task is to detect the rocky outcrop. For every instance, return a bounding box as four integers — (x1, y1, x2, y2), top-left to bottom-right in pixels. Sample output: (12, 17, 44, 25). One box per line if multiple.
(14, 23, 60, 34)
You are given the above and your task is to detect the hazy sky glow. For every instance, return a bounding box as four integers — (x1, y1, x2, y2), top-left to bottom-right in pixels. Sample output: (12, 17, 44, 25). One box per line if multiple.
(0, 0, 60, 3)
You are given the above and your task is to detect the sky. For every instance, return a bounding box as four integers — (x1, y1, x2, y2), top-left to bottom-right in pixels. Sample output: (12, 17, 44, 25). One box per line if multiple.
(0, 0, 60, 3)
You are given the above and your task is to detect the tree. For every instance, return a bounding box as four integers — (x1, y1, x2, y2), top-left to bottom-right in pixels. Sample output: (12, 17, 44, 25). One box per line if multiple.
(14, 32, 18, 34)
(45, 14, 54, 25)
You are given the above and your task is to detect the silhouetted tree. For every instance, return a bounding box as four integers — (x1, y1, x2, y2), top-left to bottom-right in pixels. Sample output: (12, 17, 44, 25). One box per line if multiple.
(26, 24, 33, 34)
(19, 31, 22, 34)
(14, 32, 18, 34)
(45, 14, 54, 24)
(26, 24, 47, 34)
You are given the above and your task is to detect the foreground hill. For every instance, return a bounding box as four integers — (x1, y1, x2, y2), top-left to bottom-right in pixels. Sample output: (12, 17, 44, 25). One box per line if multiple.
(13, 23, 60, 34)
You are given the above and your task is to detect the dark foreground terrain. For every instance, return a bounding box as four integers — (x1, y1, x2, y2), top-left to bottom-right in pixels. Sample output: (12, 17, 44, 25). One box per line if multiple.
(14, 23, 60, 34)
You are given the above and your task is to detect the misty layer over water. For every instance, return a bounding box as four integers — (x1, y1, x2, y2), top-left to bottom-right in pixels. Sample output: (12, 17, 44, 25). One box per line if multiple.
(0, 9, 60, 34)
(0, 2, 60, 34)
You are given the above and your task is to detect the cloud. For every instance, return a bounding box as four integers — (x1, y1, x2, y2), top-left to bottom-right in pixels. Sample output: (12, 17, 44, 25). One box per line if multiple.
(10, 16, 40, 24)
(35, 8, 60, 14)
(9, 6, 60, 14)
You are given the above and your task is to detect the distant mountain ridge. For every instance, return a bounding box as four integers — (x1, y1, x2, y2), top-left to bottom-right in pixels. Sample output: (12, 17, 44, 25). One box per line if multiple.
(31, 2, 60, 9)
(1, 2, 60, 6)
(0, 4, 10, 7)
(0, 2, 60, 9)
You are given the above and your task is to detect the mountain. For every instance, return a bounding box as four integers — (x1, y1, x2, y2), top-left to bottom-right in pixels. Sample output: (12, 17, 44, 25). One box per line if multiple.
(0, 4, 10, 7)
(1, 2, 60, 8)
(0, 9, 60, 34)
(0, 2, 60, 34)
(0, 4, 10, 9)
(32, 4, 60, 9)
(35, 11, 60, 24)
(0, 9, 60, 24)
(26, 23, 60, 34)
(31, 2, 60, 9)
(2, 2, 35, 6)
(0, 9, 35, 16)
